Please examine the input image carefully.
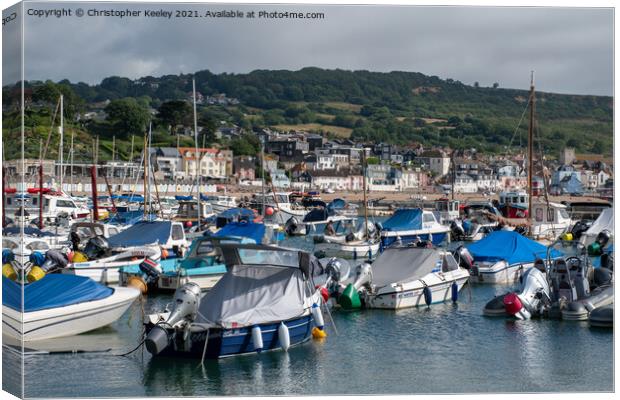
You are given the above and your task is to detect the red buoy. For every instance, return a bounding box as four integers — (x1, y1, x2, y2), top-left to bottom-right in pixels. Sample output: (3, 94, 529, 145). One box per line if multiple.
(503, 293, 523, 316)
(265, 207, 274, 216)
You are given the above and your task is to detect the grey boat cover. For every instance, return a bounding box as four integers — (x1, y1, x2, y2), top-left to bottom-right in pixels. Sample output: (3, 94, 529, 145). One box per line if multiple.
(371, 247, 441, 288)
(195, 264, 310, 328)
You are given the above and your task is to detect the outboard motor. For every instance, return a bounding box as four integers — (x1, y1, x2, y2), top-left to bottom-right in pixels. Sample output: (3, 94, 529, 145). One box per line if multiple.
(588, 230, 611, 256)
(145, 282, 202, 355)
(503, 267, 551, 320)
(56, 212, 70, 227)
(324, 258, 344, 283)
(570, 220, 590, 240)
(139, 258, 163, 286)
(453, 245, 474, 270)
(450, 220, 465, 240)
(352, 262, 373, 291)
(41, 249, 69, 272)
(83, 236, 110, 260)
(284, 217, 300, 236)
(69, 232, 82, 251)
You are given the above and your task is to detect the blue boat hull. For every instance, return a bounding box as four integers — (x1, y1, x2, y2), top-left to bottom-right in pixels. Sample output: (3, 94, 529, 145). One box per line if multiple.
(153, 314, 314, 359)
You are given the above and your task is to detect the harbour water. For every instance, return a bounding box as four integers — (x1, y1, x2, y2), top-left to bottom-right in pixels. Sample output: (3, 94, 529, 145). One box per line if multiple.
(3, 235, 613, 397)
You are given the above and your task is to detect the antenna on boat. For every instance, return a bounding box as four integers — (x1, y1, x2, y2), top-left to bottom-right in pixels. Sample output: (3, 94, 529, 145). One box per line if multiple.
(362, 149, 369, 240)
(59, 94, 64, 192)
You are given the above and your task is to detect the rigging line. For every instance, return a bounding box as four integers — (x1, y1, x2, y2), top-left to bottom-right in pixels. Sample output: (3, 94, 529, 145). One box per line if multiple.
(505, 93, 531, 155)
(41, 98, 61, 162)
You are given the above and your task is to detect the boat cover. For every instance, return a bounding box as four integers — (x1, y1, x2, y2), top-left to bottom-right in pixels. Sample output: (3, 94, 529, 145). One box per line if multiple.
(195, 264, 310, 328)
(111, 194, 144, 202)
(371, 247, 440, 287)
(175, 195, 194, 201)
(585, 208, 614, 237)
(212, 221, 265, 244)
(107, 221, 172, 247)
(217, 208, 255, 219)
(303, 208, 333, 223)
(382, 209, 422, 231)
(467, 231, 560, 265)
(2, 274, 113, 312)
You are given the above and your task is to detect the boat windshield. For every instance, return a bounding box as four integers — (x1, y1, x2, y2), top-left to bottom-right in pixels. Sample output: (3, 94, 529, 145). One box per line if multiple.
(237, 248, 300, 267)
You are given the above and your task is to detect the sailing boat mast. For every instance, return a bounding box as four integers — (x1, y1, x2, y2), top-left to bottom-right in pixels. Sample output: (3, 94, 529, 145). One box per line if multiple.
(59, 94, 64, 192)
(70, 130, 74, 194)
(362, 149, 369, 239)
(527, 71, 535, 218)
(192, 77, 202, 227)
(143, 129, 148, 218)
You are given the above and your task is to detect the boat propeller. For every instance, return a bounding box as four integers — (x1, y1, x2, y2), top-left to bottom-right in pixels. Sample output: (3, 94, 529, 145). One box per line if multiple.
(145, 282, 202, 355)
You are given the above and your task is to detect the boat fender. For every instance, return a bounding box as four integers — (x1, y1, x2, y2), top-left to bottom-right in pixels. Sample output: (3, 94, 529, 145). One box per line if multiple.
(312, 327, 327, 339)
(451, 281, 458, 303)
(317, 287, 329, 303)
(127, 276, 148, 294)
(29, 251, 45, 267)
(26, 265, 46, 282)
(311, 303, 325, 330)
(560, 232, 573, 241)
(278, 322, 290, 351)
(423, 285, 432, 306)
(338, 283, 362, 310)
(72, 251, 88, 263)
(503, 292, 523, 316)
(2, 263, 16, 281)
(252, 326, 263, 352)
(2, 249, 15, 264)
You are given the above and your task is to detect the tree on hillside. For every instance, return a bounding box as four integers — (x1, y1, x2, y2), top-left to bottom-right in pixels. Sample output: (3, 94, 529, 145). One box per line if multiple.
(228, 133, 260, 156)
(105, 98, 149, 138)
(198, 113, 218, 145)
(158, 100, 192, 135)
(32, 81, 84, 119)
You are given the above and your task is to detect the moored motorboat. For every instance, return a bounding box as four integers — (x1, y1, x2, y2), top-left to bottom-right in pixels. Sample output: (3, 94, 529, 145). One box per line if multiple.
(468, 230, 560, 284)
(334, 245, 470, 310)
(483, 239, 613, 321)
(2, 274, 139, 341)
(143, 243, 326, 359)
(379, 208, 450, 247)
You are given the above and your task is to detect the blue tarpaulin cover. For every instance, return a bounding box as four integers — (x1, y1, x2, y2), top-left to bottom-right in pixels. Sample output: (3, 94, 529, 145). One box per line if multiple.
(2, 274, 113, 312)
(328, 198, 346, 209)
(108, 221, 172, 247)
(466, 230, 561, 265)
(111, 194, 144, 202)
(176, 195, 194, 201)
(212, 221, 265, 244)
(381, 209, 423, 231)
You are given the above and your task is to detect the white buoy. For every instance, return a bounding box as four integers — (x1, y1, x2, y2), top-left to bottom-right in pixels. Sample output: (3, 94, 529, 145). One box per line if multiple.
(252, 326, 263, 353)
(311, 303, 324, 330)
(278, 322, 290, 351)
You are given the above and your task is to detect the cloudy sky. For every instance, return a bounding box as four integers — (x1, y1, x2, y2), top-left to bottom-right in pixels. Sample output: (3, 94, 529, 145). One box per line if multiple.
(3, 3, 613, 95)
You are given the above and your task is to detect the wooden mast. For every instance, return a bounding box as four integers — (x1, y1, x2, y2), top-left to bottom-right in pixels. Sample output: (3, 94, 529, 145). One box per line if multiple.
(527, 71, 535, 221)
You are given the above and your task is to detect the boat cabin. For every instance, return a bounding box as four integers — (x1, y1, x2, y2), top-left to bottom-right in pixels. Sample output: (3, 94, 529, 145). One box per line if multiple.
(498, 190, 529, 218)
(434, 199, 460, 223)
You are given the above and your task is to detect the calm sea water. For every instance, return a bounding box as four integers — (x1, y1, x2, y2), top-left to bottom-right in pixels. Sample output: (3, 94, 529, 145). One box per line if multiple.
(3, 234, 613, 397)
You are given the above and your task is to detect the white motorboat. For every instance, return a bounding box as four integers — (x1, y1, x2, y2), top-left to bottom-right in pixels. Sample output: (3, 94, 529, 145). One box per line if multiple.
(201, 194, 237, 214)
(335, 246, 470, 310)
(529, 201, 573, 240)
(379, 208, 451, 247)
(314, 218, 381, 260)
(2, 274, 139, 341)
(468, 230, 560, 284)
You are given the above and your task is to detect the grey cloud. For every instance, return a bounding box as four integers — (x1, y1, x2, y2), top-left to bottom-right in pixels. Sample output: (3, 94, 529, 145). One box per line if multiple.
(7, 3, 613, 95)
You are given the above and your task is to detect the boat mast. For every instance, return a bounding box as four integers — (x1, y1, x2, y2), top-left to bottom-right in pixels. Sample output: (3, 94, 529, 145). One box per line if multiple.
(143, 130, 148, 219)
(192, 77, 202, 227)
(261, 138, 266, 216)
(70, 130, 74, 195)
(38, 138, 44, 229)
(362, 149, 369, 239)
(527, 71, 535, 219)
(59, 94, 64, 192)
(91, 136, 99, 222)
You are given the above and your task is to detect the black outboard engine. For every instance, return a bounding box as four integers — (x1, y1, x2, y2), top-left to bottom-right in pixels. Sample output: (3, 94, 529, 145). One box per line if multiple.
(570, 220, 590, 240)
(56, 212, 70, 227)
(285, 217, 300, 236)
(70, 232, 82, 251)
(450, 220, 466, 240)
(83, 236, 110, 260)
(145, 282, 202, 355)
(514, 226, 528, 236)
(139, 258, 163, 286)
(41, 249, 69, 272)
(453, 245, 474, 270)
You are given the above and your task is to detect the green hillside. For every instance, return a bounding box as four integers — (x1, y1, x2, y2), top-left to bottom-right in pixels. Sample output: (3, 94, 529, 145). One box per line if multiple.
(2, 67, 613, 160)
